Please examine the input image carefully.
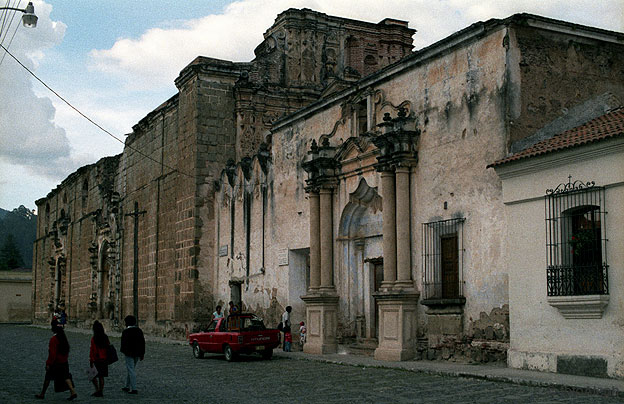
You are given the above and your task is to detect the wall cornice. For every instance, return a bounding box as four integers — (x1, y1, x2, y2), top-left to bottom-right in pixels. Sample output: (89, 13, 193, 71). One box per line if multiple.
(493, 138, 624, 180)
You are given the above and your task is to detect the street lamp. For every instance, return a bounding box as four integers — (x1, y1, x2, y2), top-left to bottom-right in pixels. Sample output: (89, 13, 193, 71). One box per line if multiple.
(0, 1, 38, 28)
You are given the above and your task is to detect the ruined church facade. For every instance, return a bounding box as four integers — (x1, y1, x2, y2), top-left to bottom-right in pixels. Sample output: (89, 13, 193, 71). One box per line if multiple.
(32, 9, 415, 335)
(33, 9, 623, 374)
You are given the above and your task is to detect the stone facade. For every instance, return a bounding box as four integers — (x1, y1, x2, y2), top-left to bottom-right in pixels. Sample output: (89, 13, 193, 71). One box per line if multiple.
(33, 10, 623, 373)
(214, 14, 623, 363)
(33, 9, 415, 336)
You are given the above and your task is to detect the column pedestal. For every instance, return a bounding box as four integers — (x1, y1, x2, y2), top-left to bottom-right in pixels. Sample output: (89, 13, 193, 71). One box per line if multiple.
(301, 293, 339, 355)
(373, 291, 419, 361)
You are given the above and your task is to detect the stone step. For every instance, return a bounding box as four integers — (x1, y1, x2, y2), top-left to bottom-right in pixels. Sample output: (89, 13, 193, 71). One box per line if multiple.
(339, 342, 378, 357)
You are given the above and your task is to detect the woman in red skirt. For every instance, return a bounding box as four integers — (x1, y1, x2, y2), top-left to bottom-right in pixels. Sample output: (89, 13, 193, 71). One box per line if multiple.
(35, 319, 77, 400)
(89, 320, 110, 397)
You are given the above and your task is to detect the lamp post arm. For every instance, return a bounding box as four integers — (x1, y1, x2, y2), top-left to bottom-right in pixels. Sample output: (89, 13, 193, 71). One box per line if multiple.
(0, 7, 28, 12)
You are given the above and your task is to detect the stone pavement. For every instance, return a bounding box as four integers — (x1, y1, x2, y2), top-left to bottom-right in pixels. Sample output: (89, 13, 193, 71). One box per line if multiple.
(273, 350, 624, 399)
(1, 324, 622, 403)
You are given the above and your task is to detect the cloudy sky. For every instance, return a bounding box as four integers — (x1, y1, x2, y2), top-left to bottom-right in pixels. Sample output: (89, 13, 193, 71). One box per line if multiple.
(0, 0, 622, 211)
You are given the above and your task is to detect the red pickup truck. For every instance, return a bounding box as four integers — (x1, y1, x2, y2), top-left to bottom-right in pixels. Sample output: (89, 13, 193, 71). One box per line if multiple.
(188, 313, 280, 361)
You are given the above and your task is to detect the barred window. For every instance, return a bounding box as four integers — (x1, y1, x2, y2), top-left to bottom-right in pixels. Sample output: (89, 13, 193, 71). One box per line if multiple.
(545, 178, 608, 296)
(422, 218, 464, 300)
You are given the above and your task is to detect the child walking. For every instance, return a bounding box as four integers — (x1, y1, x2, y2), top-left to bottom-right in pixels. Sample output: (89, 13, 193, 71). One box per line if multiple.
(299, 321, 306, 347)
(284, 329, 292, 352)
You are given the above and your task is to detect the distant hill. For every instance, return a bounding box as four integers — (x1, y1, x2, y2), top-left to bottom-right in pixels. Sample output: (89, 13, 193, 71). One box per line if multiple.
(0, 206, 37, 269)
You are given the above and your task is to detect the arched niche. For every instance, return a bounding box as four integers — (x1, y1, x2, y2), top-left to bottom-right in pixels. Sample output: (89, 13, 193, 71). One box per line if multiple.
(337, 178, 383, 342)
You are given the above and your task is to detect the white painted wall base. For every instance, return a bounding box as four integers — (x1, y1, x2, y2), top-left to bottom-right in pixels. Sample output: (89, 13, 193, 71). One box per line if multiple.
(508, 349, 557, 373)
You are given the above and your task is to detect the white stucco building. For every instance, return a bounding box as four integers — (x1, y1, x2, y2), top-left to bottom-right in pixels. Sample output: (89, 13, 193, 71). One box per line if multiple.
(491, 106, 624, 379)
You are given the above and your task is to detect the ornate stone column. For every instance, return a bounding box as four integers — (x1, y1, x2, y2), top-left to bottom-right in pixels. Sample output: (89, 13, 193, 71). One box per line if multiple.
(301, 138, 339, 355)
(319, 187, 334, 291)
(371, 108, 421, 361)
(309, 191, 321, 291)
(380, 170, 397, 290)
(395, 164, 412, 289)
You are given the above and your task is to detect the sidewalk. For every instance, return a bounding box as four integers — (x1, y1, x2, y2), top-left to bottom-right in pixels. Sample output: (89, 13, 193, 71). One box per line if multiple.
(273, 350, 624, 398)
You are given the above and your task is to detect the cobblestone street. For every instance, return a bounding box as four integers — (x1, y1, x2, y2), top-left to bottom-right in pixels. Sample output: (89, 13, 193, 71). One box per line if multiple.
(1, 324, 621, 404)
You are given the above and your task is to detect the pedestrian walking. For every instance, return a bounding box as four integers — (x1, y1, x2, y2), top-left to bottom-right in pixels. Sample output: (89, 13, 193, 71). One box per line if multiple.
(35, 319, 77, 400)
(120, 315, 145, 395)
(89, 320, 110, 397)
(59, 308, 67, 327)
(281, 306, 291, 351)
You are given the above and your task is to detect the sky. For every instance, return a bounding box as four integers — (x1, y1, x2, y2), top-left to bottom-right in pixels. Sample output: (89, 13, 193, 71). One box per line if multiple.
(0, 0, 622, 212)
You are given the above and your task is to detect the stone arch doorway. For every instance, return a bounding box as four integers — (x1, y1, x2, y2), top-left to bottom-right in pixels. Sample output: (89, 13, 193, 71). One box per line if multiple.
(98, 241, 112, 319)
(338, 178, 382, 343)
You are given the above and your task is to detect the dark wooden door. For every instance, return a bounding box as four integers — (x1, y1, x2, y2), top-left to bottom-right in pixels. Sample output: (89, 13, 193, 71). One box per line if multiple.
(373, 262, 383, 338)
(441, 234, 459, 298)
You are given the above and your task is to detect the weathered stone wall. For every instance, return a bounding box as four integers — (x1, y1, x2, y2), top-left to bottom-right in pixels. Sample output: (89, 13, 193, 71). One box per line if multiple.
(34, 156, 121, 324)
(507, 22, 624, 148)
(119, 97, 179, 325)
(214, 153, 286, 327)
(218, 24, 512, 351)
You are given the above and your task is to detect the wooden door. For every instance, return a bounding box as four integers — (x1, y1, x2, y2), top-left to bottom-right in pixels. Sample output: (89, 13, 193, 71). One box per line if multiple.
(441, 234, 459, 298)
(373, 262, 383, 338)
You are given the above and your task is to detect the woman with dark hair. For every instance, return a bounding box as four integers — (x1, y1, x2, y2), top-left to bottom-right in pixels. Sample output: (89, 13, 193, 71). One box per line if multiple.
(89, 320, 110, 397)
(35, 320, 77, 400)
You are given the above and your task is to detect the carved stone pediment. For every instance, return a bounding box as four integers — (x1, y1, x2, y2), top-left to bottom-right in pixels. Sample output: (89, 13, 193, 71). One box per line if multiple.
(334, 135, 374, 162)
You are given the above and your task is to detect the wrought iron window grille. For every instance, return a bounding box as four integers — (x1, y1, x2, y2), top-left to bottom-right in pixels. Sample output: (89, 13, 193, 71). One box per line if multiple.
(421, 218, 465, 300)
(545, 176, 608, 297)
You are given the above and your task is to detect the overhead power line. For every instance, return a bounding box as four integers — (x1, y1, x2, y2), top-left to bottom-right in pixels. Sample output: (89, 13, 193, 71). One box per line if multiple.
(0, 43, 199, 180)
(0, 0, 22, 66)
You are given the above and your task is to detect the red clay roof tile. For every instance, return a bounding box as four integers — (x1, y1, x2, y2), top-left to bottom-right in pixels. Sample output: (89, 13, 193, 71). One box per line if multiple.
(489, 107, 624, 167)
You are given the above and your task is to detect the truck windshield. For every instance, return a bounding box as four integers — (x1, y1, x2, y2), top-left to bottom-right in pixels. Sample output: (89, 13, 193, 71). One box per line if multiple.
(240, 317, 266, 331)
(227, 316, 266, 331)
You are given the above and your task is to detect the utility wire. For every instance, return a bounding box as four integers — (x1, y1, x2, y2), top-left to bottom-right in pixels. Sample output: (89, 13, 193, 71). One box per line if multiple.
(1, 1, 23, 67)
(0, 0, 17, 44)
(0, 0, 20, 45)
(0, 43, 199, 180)
(0, 13, 21, 67)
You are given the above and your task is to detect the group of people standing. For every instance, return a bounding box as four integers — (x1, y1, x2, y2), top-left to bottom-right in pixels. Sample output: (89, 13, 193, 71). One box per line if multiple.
(211, 301, 238, 321)
(280, 306, 306, 352)
(35, 315, 145, 400)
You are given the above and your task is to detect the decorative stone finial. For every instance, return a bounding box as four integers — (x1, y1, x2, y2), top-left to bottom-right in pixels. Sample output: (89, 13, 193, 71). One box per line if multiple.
(310, 139, 319, 153)
(321, 137, 330, 148)
(383, 112, 392, 122)
(398, 107, 407, 118)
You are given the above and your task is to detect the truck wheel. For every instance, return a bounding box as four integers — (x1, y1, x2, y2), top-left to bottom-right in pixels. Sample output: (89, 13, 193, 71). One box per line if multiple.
(261, 349, 273, 360)
(224, 344, 236, 362)
(193, 342, 204, 359)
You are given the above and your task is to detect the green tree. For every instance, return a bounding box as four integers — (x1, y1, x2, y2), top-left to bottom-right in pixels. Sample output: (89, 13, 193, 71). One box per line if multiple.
(0, 234, 24, 270)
